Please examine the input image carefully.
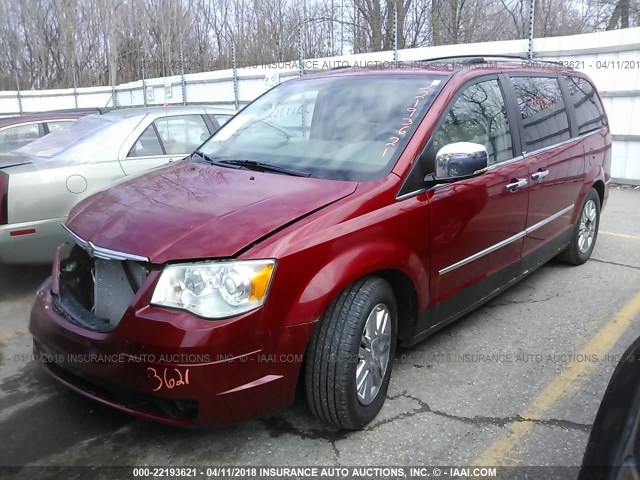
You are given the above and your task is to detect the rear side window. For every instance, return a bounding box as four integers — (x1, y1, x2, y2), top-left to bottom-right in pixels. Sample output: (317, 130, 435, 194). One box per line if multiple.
(0, 123, 44, 153)
(128, 124, 164, 157)
(564, 76, 606, 135)
(155, 115, 210, 155)
(510, 76, 570, 152)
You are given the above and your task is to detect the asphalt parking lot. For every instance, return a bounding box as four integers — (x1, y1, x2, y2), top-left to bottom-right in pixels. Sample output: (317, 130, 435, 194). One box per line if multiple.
(1, 187, 640, 478)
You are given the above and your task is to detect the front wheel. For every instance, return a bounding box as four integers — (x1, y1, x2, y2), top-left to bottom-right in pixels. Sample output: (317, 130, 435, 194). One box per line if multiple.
(305, 277, 397, 429)
(558, 188, 601, 265)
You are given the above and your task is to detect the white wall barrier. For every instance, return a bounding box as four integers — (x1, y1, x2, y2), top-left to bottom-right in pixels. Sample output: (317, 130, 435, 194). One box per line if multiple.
(1, 28, 638, 181)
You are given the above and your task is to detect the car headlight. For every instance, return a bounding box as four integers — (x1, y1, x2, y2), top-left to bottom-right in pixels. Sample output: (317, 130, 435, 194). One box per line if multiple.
(150, 259, 276, 318)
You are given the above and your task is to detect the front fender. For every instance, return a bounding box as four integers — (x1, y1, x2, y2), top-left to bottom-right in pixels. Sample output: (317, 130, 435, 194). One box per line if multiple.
(256, 238, 427, 401)
(261, 235, 427, 335)
(243, 179, 430, 365)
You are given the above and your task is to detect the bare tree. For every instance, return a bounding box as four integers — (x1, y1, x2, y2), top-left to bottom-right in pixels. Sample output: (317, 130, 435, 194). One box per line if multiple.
(607, 0, 631, 28)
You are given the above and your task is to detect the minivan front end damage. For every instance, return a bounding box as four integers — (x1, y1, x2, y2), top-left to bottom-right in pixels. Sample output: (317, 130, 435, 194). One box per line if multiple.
(29, 233, 314, 426)
(53, 241, 149, 333)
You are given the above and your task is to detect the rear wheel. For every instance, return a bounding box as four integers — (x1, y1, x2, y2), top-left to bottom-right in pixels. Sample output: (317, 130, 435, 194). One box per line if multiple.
(558, 188, 600, 265)
(305, 277, 397, 429)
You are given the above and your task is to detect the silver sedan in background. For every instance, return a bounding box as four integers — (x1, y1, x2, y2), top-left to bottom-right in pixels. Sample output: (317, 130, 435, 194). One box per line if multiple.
(0, 105, 236, 264)
(0, 110, 94, 153)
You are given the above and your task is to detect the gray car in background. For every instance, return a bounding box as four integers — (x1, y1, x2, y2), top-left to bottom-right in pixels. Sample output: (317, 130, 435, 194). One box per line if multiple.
(0, 105, 236, 264)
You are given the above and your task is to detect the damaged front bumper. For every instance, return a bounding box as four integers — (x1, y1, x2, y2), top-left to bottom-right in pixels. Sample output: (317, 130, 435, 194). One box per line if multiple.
(29, 245, 314, 426)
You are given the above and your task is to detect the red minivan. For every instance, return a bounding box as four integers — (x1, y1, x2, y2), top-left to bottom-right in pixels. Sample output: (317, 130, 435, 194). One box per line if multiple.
(29, 57, 611, 429)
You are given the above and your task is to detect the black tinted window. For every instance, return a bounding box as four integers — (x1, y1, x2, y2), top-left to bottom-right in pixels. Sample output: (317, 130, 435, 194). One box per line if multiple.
(433, 79, 513, 165)
(511, 76, 570, 151)
(564, 76, 606, 135)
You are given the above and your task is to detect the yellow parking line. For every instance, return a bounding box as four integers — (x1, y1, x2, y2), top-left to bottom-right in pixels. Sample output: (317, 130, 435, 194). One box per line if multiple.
(601, 231, 640, 241)
(0, 330, 28, 342)
(470, 287, 640, 467)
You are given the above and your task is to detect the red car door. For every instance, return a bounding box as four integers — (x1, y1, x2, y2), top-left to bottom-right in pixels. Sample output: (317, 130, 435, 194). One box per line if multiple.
(508, 75, 586, 270)
(415, 77, 530, 333)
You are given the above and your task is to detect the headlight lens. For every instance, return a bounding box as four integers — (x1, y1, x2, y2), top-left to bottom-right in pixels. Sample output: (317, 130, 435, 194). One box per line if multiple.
(151, 260, 276, 318)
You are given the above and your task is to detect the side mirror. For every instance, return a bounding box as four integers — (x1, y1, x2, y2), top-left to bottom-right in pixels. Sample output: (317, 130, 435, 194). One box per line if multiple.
(434, 142, 488, 180)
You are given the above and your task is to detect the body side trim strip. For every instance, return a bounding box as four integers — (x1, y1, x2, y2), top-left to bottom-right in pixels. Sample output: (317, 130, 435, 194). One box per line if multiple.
(524, 205, 574, 235)
(439, 204, 574, 275)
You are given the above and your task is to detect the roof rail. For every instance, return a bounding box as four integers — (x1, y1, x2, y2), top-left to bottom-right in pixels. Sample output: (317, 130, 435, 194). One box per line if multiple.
(414, 54, 571, 69)
(417, 54, 523, 63)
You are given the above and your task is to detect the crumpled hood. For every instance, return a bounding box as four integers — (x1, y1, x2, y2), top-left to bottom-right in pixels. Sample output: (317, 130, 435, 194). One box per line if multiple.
(66, 162, 357, 263)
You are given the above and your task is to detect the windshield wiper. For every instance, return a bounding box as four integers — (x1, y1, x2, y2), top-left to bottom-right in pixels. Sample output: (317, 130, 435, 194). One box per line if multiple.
(215, 159, 311, 177)
(192, 153, 309, 177)
(192, 150, 222, 165)
(192, 151, 249, 170)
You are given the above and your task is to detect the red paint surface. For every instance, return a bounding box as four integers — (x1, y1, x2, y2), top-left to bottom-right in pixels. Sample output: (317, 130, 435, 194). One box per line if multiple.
(30, 65, 612, 426)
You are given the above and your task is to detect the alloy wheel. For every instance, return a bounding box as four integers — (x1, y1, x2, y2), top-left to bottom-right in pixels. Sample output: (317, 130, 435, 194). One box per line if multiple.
(578, 199, 597, 253)
(356, 303, 392, 405)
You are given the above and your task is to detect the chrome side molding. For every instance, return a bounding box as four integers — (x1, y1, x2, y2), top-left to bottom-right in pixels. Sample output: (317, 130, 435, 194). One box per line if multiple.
(439, 204, 574, 275)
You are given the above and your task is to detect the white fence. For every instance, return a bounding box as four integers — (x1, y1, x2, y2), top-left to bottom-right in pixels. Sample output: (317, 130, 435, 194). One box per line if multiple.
(1, 28, 639, 182)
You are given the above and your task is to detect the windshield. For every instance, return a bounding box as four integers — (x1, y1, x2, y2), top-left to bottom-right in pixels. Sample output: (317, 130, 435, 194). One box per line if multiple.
(197, 74, 447, 181)
(15, 113, 143, 163)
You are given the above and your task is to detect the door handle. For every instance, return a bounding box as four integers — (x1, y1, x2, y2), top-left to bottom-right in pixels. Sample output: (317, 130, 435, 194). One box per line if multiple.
(531, 169, 549, 181)
(506, 178, 528, 191)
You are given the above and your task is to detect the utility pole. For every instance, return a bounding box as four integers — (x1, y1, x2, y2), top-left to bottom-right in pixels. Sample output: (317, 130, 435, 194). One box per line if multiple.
(528, 0, 536, 59)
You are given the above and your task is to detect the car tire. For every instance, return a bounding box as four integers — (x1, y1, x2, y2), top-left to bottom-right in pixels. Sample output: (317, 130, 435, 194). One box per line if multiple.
(305, 276, 397, 430)
(558, 188, 600, 265)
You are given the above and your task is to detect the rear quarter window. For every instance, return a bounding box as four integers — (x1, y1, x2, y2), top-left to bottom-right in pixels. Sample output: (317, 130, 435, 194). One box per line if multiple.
(563, 75, 606, 135)
(46, 121, 74, 133)
(510, 76, 570, 152)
